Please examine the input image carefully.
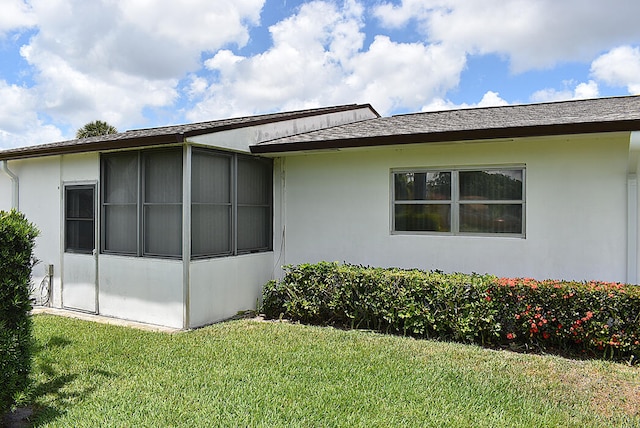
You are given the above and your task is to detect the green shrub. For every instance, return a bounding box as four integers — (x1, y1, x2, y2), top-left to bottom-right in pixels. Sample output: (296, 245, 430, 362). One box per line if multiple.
(0, 210, 39, 413)
(262, 262, 640, 362)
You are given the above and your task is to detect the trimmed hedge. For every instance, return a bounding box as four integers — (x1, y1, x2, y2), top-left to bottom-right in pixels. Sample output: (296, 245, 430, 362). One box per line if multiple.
(262, 262, 640, 362)
(0, 210, 39, 413)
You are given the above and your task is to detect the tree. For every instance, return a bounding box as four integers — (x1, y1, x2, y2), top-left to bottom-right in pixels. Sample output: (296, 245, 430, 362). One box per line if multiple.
(76, 120, 118, 139)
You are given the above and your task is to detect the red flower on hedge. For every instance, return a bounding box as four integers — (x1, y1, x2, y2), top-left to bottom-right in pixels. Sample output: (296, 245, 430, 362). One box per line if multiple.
(542, 332, 550, 340)
(506, 332, 515, 340)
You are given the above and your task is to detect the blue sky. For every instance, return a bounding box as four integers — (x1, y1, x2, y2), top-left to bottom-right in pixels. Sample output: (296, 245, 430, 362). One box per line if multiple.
(1, 0, 640, 149)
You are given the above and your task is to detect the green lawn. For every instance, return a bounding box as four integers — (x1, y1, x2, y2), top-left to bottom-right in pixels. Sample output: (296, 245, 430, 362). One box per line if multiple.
(17, 314, 640, 427)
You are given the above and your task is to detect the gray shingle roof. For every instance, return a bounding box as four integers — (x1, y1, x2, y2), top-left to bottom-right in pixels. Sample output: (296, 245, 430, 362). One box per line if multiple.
(0, 104, 374, 160)
(251, 96, 640, 154)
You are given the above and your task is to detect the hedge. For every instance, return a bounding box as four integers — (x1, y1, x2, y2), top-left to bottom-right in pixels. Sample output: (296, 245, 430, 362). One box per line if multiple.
(262, 262, 640, 362)
(0, 210, 39, 413)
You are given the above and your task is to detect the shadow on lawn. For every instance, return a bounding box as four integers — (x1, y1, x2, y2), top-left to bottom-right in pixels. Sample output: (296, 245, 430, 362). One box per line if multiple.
(13, 336, 117, 427)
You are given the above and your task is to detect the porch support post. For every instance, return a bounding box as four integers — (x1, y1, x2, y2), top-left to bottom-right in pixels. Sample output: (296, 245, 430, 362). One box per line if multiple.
(182, 144, 192, 329)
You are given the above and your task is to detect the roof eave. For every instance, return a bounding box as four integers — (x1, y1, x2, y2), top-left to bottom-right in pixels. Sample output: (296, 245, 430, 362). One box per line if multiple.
(250, 120, 640, 154)
(0, 133, 185, 161)
(0, 103, 378, 161)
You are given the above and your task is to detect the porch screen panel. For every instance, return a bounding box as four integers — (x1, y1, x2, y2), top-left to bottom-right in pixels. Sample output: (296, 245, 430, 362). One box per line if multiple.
(237, 157, 272, 252)
(191, 151, 231, 257)
(102, 152, 138, 254)
(143, 149, 182, 257)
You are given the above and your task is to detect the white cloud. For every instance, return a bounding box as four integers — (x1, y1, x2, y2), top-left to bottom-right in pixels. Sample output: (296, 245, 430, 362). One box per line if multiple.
(187, 1, 467, 120)
(6, 0, 265, 143)
(0, 80, 63, 148)
(118, 0, 263, 51)
(590, 46, 640, 94)
(20, 43, 179, 130)
(348, 36, 465, 114)
(422, 91, 508, 111)
(574, 80, 600, 99)
(0, 0, 36, 35)
(530, 80, 599, 103)
(374, 0, 640, 73)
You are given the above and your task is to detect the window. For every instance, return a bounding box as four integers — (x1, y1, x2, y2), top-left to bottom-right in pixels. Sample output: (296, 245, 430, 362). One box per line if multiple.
(393, 167, 524, 235)
(65, 185, 95, 253)
(101, 148, 272, 259)
(191, 149, 273, 258)
(101, 149, 183, 258)
(143, 150, 183, 256)
(102, 152, 138, 254)
(237, 156, 272, 252)
(191, 151, 232, 256)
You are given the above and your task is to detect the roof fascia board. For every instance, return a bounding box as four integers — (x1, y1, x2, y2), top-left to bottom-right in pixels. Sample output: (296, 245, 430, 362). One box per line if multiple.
(0, 134, 185, 161)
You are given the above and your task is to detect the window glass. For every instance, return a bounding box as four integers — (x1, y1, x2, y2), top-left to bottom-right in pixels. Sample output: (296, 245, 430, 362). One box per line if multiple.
(459, 170, 523, 200)
(460, 204, 523, 233)
(394, 172, 451, 201)
(65, 186, 95, 253)
(394, 204, 451, 232)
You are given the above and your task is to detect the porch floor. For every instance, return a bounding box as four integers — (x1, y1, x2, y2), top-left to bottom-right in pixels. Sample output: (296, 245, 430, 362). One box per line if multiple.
(31, 306, 181, 333)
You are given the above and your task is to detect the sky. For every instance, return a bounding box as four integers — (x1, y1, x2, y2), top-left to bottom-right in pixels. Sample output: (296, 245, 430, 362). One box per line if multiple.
(1, 0, 640, 149)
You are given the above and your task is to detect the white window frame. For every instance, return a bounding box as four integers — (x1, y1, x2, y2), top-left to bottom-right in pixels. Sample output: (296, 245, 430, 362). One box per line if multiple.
(391, 165, 526, 237)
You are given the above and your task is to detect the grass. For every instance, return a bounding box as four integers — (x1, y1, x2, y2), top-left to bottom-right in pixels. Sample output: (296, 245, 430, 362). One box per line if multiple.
(15, 314, 640, 427)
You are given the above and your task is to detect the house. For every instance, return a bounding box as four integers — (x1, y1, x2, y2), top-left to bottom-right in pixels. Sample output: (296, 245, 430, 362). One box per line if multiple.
(1, 96, 640, 329)
(0, 105, 378, 329)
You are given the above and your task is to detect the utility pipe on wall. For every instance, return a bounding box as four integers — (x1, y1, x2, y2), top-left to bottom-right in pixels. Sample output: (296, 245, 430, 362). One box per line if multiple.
(0, 160, 19, 210)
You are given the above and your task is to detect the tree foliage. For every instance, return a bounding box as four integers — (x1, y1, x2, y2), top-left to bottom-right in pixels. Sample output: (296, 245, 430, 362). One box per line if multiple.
(75, 120, 118, 139)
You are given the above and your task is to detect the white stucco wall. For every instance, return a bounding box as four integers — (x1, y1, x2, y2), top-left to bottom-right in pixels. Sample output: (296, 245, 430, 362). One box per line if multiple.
(189, 252, 274, 328)
(0, 170, 11, 211)
(99, 255, 184, 328)
(3, 157, 64, 304)
(280, 133, 630, 283)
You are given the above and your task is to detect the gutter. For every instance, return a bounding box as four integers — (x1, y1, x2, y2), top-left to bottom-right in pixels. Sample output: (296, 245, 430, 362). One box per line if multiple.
(0, 160, 18, 210)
